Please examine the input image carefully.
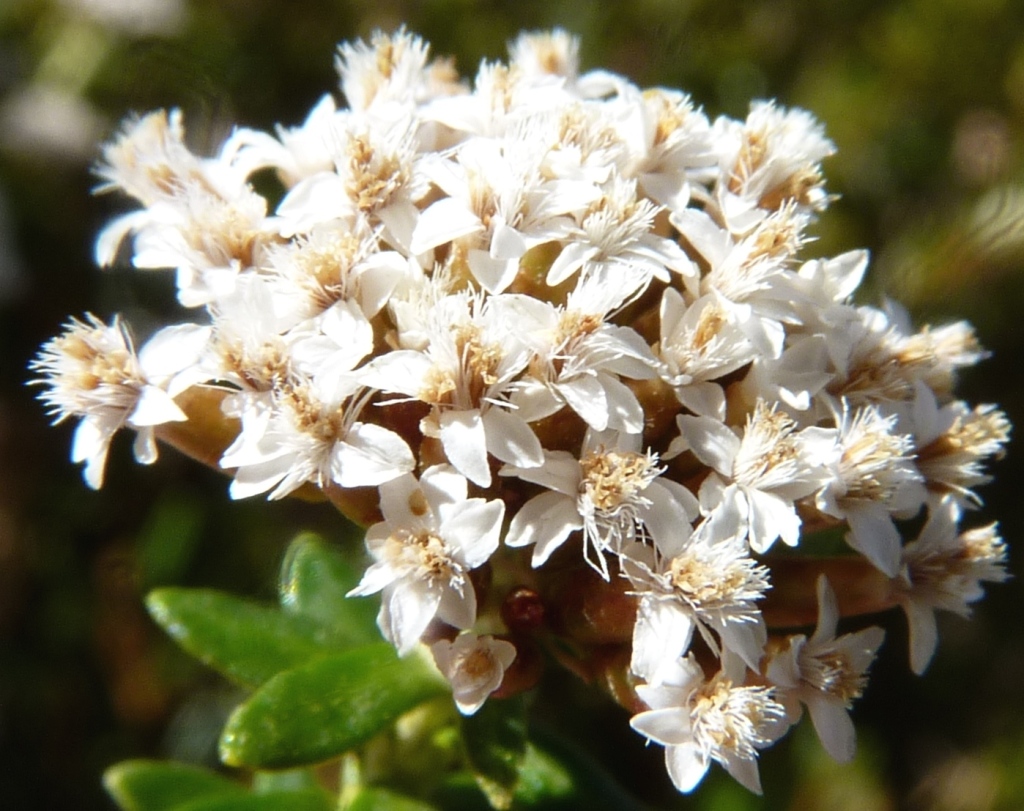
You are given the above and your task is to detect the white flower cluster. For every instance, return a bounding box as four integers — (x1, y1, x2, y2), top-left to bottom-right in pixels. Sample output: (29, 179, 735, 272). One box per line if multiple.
(32, 28, 1010, 796)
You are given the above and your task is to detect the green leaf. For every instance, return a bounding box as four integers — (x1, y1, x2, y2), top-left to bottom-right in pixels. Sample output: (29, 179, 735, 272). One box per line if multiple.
(219, 643, 447, 769)
(433, 733, 653, 810)
(174, 791, 332, 811)
(461, 697, 529, 810)
(510, 745, 575, 807)
(251, 769, 321, 795)
(346, 786, 440, 811)
(516, 727, 653, 810)
(278, 532, 379, 646)
(146, 588, 335, 687)
(103, 760, 244, 811)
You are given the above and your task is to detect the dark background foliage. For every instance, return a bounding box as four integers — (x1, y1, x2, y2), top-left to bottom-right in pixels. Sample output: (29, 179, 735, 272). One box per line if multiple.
(2, 1, 1023, 808)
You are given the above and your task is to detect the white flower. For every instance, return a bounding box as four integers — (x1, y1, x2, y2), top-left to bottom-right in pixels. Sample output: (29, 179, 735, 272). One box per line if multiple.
(623, 499, 770, 680)
(262, 223, 416, 323)
(94, 109, 276, 308)
(348, 466, 505, 655)
(657, 288, 760, 420)
(895, 497, 1008, 674)
(505, 284, 660, 434)
(545, 174, 696, 292)
(223, 94, 345, 187)
(815, 403, 925, 576)
(823, 303, 985, 409)
(733, 335, 833, 413)
(764, 576, 884, 763)
(710, 100, 834, 233)
(219, 373, 413, 500)
(431, 632, 517, 715)
(335, 28, 433, 112)
(815, 401, 929, 573)
(409, 133, 594, 292)
(30, 314, 207, 488)
(508, 28, 581, 83)
(907, 382, 1010, 508)
(627, 87, 717, 213)
(630, 654, 785, 794)
(272, 112, 427, 250)
(502, 429, 697, 578)
(675, 402, 835, 553)
(364, 290, 543, 487)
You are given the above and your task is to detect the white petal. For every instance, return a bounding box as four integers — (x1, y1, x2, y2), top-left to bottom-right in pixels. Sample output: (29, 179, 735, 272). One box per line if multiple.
(228, 458, 289, 500)
(805, 694, 857, 763)
(490, 217, 528, 260)
(383, 582, 441, 656)
(355, 251, 413, 317)
(362, 350, 432, 398)
(348, 558, 398, 597)
(676, 414, 740, 476)
(631, 599, 695, 685)
(746, 487, 801, 553)
(844, 502, 901, 577)
(439, 498, 504, 568)
(138, 324, 211, 383)
(674, 382, 726, 421)
(132, 428, 159, 466)
(420, 464, 468, 509)
(436, 582, 478, 631)
(376, 200, 419, 253)
(904, 599, 939, 675)
(599, 373, 645, 434)
(630, 707, 693, 747)
(501, 450, 580, 496)
(557, 374, 608, 431)
(638, 481, 695, 558)
(275, 172, 350, 235)
(665, 743, 710, 794)
(810, 575, 840, 644)
(95, 210, 150, 267)
(129, 386, 187, 427)
(72, 417, 115, 489)
(467, 249, 518, 294)
(669, 206, 730, 267)
(332, 423, 415, 488)
(482, 407, 544, 468)
(721, 752, 762, 795)
(409, 197, 483, 254)
(376, 473, 424, 529)
(439, 408, 491, 487)
(717, 619, 767, 673)
(547, 241, 598, 286)
(765, 639, 803, 689)
(505, 491, 582, 564)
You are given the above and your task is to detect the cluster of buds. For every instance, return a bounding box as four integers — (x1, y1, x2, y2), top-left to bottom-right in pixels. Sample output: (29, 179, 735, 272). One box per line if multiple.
(31, 29, 1010, 795)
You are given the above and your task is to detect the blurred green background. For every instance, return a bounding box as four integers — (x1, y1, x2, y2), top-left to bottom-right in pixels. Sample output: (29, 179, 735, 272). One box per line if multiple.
(2, 1, 1024, 808)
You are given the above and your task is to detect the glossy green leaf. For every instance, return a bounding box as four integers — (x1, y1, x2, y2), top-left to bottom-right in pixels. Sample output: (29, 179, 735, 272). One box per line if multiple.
(432, 735, 653, 810)
(509, 745, 575, 807)
(278, 532, 379, 646)
(219, 643, 447, 769)
(146, 588, 334, 687)
(103, 760, 244, 811)
(461, 697, 529, 810)
(346, 787, 440, 811)
(251, 769, 321, 795)
(516, 728, 653, 811)
(175, 790, 332, 811)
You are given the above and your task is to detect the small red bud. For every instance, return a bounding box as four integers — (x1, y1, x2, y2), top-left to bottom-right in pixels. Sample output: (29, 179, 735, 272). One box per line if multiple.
(501, 586, 546, 633)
